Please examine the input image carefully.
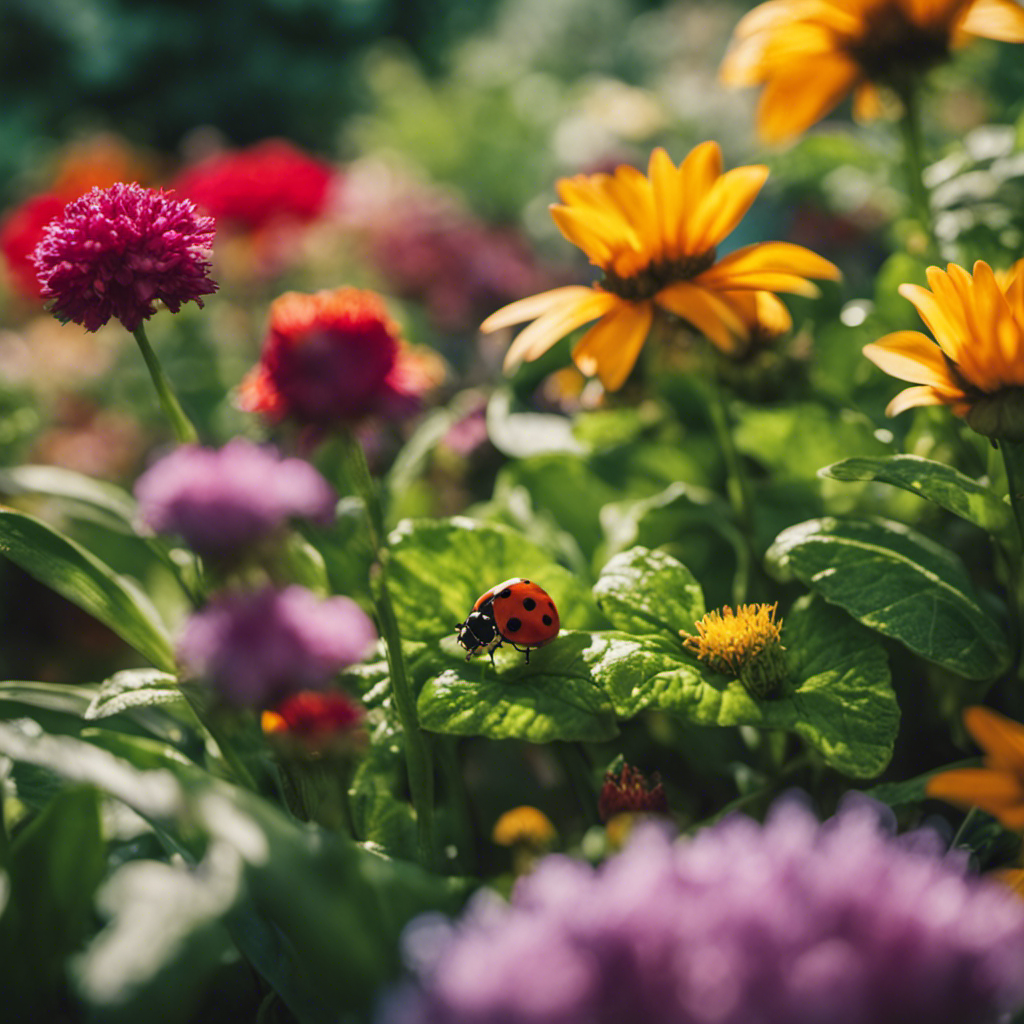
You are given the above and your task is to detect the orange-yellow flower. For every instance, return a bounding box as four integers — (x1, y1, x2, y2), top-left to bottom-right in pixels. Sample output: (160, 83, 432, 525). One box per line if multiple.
(721, 0, 1024, 143)
(927, 706, 1024, 830)
(863, 259, 1024, 438)
(479, 144, 839, 391)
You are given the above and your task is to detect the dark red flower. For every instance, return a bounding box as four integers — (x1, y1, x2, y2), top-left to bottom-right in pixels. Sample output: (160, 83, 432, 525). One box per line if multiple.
(32, 183, 217, 332)
(238, 287, 442, 427)
(598, 763, 669, 823)
(173, 139, 337, 232)
(261, 689, 366, 756)
(0, 193, 66, 301)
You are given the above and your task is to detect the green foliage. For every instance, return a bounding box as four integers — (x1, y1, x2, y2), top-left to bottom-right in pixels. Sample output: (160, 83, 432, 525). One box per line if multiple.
(767, 516, 1012, 680)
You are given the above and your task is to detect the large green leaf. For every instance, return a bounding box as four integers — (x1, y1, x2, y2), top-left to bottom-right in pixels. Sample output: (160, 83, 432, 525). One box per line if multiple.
(84, 668, 183, 720)
(821, 454, 1014, 539)
(384, 516, 600, 641)
(486, 388, 585, 458)
(418, 632, 619, 743)
(767, 516, 1011, 679)
(593, 546, 704, 643)
(0, 507, 175, 671)
(0, 465, 137, 533)
(628, 597, 899, 777)
(0, 786, 106, 1016)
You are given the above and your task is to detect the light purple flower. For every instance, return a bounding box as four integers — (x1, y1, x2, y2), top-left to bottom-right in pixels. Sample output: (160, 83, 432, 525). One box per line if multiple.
(135, 438, 336, 558)
(383, 797, 1024, 1024)
(32, 182, 217, 332)
(177, 585, 376, 705)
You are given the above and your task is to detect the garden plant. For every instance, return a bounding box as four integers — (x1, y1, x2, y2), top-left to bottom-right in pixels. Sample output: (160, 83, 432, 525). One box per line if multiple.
(6, 0, 1024, 1021)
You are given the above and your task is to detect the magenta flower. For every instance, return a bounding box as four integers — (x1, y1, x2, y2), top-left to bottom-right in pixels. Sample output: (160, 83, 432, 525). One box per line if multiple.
(135, 438, 336, 559)
(383, 797, 1024, 1024)
(32, 182, 217, 332)
(177, 586, 376, 706)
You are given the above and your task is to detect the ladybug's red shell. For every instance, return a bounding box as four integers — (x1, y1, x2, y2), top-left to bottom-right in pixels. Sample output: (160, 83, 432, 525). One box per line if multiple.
(480, 577, 559, 648)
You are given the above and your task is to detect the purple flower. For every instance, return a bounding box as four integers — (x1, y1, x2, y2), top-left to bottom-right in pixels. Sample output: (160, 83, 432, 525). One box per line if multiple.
(135, 438, 336, 558)
(177, 585, 376, 705)
(383, 797, 1024, 1024)
(32, 182, 217, 332)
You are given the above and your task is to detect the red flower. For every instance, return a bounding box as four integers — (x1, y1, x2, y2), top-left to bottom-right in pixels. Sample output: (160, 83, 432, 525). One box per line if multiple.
(239, 287, 441, 426)
(32, 183, 217, 332)
(598, 763, 669, 823)
(261, 689, 365, 756)
(0, 194, 66, 301)
(173, 139, 337, 232)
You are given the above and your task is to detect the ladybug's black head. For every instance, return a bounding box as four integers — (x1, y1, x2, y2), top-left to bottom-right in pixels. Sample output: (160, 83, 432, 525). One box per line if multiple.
(455, 609, 498, 655)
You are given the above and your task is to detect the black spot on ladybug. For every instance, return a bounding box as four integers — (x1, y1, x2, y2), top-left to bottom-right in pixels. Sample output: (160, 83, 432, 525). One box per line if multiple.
(548, 601, 555, 610)
(522, 597, 536, 611)
(523, 579, 531, 584)
(542, 614, 553, 626)
(499, 588, 512, 599)
(505, 617, 522, 632)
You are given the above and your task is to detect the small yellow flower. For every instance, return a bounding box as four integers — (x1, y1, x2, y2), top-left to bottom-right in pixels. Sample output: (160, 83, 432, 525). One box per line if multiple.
(927, 706, 1024, 830)
(863, 259, 1024, 439)
(721, 0, 1024, 143)
(682, 602, 788, 698)
(492, 806, 558, 850)
(480, 144, 839, 391)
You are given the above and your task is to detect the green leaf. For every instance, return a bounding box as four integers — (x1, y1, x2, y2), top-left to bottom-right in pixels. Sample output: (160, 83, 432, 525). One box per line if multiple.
(767, 516, 1011, 679)
(864, 760, 979, 809)
(0, 681, 95, 719)
(733, 402, 890, 479)
(0, 786, 106, 1013)
(0, 507, 175, 671)
(637, 597, 899, 777)
(486, 388, 585, 458)
(384, 517, 600, 641)
(418, 633, 618, 742)
(279, 534, 331, 597)
(820, 454, 1014, 538)
(0, 464, 137, 533)
(593, 546, 705, 642)
(84, 669, 183, 721)
(348, 722, 417, 859)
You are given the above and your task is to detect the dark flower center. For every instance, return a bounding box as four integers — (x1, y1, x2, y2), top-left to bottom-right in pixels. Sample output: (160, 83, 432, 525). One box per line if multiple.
(847, 7, 952, 81)
(600, 249, 717, 301)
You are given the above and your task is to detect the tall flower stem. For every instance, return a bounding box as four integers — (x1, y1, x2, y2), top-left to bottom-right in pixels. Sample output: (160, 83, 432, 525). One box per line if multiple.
(999, 439, 1024, 674)
(894, 76, 940, 261)
(704, 371, 756, 604)
(339, 430, 435, 865)
(132, 324, 198, 444)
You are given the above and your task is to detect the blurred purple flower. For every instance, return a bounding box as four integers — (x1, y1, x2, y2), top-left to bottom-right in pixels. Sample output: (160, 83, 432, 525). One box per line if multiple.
(177, 585, 376, 706)
(135, 438, 336, 558)
(383, 797, 1024, 1024)
(32, 182, 217, 332)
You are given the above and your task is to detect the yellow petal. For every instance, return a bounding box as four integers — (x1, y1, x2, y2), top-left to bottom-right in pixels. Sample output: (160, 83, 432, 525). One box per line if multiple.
(965, 705, 1024, 776)
(481, 286, 598, 333)
(705, 241, 841, 283)
(885, 385, 949, 416)
(959, 0, 1024, 40)
(862, 330, 956, 387)
(550, 204, 637, 266)
(678, 142, 723, 252)
(755, 54, 861, 142)
(502, 289, 619, 370)
(572, 301, 654, 391)
(649, 147, 683, 261)
(656, 281, 747, 353)
(973, 260, 1024, 385)
(852, 81, 884, 122)
(898, 280, 967, 363)
(687, 165, 770, 253)
(926, 767, 1024, 825)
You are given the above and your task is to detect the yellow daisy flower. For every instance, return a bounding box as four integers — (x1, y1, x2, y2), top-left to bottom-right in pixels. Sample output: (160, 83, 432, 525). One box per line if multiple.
(721, 0, 1024, 143)
(927, 706, 1024, 830)
(479, 144, 839, 391)
(863, 259, 1024, 438)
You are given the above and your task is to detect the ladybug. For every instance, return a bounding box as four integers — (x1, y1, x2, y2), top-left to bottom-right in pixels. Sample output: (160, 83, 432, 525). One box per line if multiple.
(455, 578, 560, 664)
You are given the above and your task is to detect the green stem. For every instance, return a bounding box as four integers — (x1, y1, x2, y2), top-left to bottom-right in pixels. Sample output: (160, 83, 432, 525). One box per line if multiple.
(950, 805, 981, 851)
(704, 372, 756, 604)
(999, 439, 1024, 674)
(132, 324, 198, 444)
(895, 76, 940, 261)
(339, 430, 435, 865)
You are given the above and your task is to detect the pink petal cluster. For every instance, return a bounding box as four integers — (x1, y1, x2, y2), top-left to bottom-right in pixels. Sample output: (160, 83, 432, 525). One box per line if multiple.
(32, 182, 217, 332)
(177, 586, 376, 706)
(135, 438, 336, 558)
